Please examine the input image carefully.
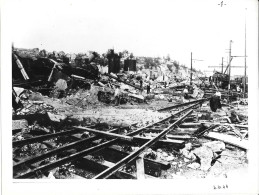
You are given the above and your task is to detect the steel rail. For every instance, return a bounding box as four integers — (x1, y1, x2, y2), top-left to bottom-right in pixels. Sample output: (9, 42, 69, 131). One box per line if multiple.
(72, 127, 133, 141)
(93, 109, 193, 179)
(13, 129, 86, 147)
(14, 103, 200, 179)
(157, 98, 208, 112)
(122, 102, 200, 139)
(12, 125, 100, 147)
(13, 128, 120, 170)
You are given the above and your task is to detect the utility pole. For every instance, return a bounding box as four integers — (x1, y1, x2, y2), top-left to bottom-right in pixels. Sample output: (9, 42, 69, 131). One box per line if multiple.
(228, 40, 232, 91)
(221, 57, 224, 73)
(227, 40, 232, 102)
(243, 8, 247, 95)
(190, 52, 203, 85)
(190, 52, 192, 85)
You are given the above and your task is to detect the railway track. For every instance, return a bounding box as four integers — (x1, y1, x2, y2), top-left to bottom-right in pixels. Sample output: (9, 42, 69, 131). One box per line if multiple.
(13, 98, 208, 179)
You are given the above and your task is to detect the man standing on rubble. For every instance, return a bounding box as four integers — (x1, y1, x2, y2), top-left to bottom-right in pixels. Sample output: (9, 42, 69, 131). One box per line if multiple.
(140, 79, 143, 89)
(209, 90, 222, 112)
(114, 85, 121, 106)
(147, 82, 151, 94)
(183, 86, 189, 99)
(236, 84, 241, 93)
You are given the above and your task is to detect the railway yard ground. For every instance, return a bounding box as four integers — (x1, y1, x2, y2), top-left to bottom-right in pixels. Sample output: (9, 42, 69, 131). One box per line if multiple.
(12, 73, 248, 179)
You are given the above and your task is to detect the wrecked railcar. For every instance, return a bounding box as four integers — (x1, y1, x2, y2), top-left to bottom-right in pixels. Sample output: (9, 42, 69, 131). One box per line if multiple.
(12, 51, 100, 91)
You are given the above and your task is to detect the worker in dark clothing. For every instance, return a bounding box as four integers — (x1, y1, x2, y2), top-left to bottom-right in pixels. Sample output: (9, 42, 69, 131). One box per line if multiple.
(147, 83, 151, 94)
(209, 91, 222, 112)
(114, 85, 121, 106)
(183, 86, 189, 99)
(140, 79, 143, 89)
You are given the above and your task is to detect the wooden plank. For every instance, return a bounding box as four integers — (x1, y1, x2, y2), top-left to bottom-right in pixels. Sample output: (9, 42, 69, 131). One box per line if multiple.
(76, 155, 136, 179)
(136, 154, 145, 179)
(174, 128, 198, 132)
(181, 122, 248, 128)
(73, 126, 133, 141)
(166, 135, 192, 140)
(142, 128, 196, 136)
(179, 123, 201, 128)
(200, 122, 248, 128)
(132, 136, 185, 146)
(204, 132, 248, 150)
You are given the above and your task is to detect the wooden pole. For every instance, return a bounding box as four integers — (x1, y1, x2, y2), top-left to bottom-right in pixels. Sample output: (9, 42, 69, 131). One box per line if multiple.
(136, 154, 145, 179)
(243, 8, 247, 95)
(221, 57, 224, 73)
(190, 52, 193, 85)
(228, 41, 232, 102)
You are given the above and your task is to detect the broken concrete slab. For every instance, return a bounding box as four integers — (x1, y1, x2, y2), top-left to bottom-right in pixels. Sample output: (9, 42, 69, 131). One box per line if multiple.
(12, 119, 28, 131)
(204, 132, 248, 150)
(180, 143, 197, 162)
(192, 146, 214, 171)
(180, 141, 225, 171)
(202, 141, 225, 153)
(47, 112, 67, 123)
(187, 162, 200, 170)
(191, 141, 225, 171)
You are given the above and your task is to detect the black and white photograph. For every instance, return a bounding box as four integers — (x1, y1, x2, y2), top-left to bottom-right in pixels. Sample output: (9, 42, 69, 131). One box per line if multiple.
(1, 0, 258, 194)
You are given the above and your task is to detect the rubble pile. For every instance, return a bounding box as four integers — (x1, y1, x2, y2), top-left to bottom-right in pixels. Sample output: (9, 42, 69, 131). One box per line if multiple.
(67, 108, 170, 128)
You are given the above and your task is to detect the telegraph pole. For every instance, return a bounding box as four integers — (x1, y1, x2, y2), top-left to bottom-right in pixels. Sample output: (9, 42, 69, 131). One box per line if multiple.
(228, 40, 232, 90)
(243, 8, 247, 95)
(190, 52, 203, 85)
(227, 40, 232, 102)
(221, 57, 224, 73)
(190, 52, 193, 85)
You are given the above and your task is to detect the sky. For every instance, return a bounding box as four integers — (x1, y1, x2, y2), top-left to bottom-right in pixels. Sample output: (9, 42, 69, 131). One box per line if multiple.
(4, 0, 258, 75)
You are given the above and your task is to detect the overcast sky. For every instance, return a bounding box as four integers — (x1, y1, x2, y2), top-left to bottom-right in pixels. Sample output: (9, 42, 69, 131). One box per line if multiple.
(5, 0, 258, 75)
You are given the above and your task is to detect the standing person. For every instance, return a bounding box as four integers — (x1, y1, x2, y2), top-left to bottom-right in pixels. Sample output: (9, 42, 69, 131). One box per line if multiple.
(140, 79, 143, 89)
(147, 82, 151, 94)
(240, 86, 243, 93)
(210, 90, 222, 112)
(183, 86, 189, 99)
(114, 85, 121, 106)
(219, 81, 222, 89)
(236, 84, 240, 92)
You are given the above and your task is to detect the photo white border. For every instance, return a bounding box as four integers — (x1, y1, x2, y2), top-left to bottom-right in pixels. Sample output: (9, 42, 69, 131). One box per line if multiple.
(1, 0, 258, 194)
